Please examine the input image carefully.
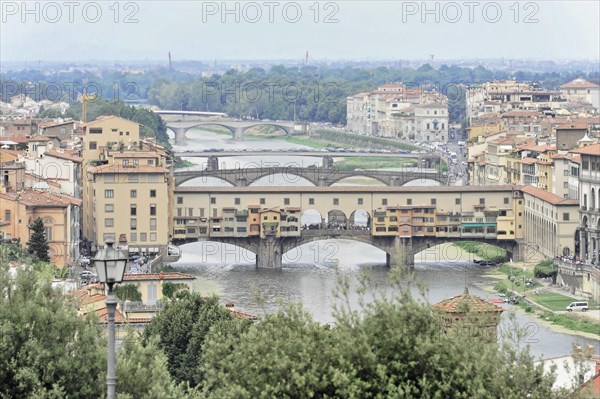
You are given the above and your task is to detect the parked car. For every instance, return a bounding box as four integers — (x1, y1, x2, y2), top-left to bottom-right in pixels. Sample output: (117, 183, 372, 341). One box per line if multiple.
(566, 301, 589, 312)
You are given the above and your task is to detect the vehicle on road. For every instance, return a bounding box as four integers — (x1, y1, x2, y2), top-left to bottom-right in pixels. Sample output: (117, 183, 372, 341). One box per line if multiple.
(566, 301, 589, 312)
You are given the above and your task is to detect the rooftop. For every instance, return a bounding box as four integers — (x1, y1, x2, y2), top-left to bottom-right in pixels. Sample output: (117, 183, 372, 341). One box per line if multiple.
(560, 78, 600, 89)
(433, 291, 504, 314)
(570, 143, 600, 156)
(0, 189, 81, 207)
(521, 186, 580, 206)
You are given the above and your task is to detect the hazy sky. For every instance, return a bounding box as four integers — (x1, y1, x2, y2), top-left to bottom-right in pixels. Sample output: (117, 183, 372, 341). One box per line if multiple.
(1, 1, 599, 62)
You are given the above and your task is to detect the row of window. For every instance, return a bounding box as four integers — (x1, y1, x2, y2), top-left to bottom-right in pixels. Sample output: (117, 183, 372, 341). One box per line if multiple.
(104, 175, 160, 183)
(199, 197, 508, 206)
(104, 203, 157, 216)
(103, 232, 156, 242)
(104, 218, 157, 230)
(582, 160, 600, 172)
(105, 189, 157, 198)
(88, 128, 131, 136)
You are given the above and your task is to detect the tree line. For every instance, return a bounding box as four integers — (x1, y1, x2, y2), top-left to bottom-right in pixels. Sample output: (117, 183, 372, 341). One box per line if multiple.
(2, 251, 580, 398)
(3, 65, 599, 126)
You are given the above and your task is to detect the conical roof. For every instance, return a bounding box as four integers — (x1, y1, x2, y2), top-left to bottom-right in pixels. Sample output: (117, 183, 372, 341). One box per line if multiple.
(432, 293, 504, 314)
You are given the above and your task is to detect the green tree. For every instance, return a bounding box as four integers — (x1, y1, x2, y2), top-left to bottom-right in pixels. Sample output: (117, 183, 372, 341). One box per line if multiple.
(116, 332, 190, 399)
(114, 283, 142, 301)
(0, 262, 106, 398)
(162, 282, 187, 299)
(199, 271, 557, 399)
(0, 258, 188, 399)
(27, 217, 50, 263)
(144, 293, 252, 388)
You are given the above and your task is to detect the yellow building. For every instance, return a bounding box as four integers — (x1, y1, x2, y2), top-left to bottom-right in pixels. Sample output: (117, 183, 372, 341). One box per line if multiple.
(82, 116, 141, 162)
(467, 122, 504, 142)
(86, 163, 171, 253)
(121, 272, 195, 306)
(259, 208, 282, 238)
(82, 116, 174, 256)
(522, 186, 579, 259)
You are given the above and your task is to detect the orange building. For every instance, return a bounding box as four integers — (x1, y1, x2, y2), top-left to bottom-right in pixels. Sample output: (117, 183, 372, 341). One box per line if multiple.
(0, 190, 81, 267)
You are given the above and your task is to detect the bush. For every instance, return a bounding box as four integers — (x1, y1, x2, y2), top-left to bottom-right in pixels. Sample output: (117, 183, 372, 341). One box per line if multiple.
(533, 260, 556, 279)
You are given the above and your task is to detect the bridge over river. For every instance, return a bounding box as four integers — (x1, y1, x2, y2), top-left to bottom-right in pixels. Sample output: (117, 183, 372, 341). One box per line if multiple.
(172, 185, 529, 268)
(173, 165, 448, 186)
(177, 229, 522, 269)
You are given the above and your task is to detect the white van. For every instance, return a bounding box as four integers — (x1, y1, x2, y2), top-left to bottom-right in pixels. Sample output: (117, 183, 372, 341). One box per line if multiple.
(566, 301, 589, 312)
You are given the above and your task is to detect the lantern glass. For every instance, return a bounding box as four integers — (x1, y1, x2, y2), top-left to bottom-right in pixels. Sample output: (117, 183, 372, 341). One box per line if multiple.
(94, 241, 128, 284)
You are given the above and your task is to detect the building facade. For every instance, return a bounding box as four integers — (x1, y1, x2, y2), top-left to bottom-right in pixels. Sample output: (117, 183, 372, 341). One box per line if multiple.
(522, 186, 579, 259)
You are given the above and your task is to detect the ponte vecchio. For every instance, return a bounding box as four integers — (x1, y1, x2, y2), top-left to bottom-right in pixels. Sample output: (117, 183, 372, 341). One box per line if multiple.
(172, 185, 527, 268)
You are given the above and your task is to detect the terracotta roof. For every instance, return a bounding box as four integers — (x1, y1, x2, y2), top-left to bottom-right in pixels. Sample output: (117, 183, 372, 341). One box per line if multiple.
(28, 135, 50, 142)
(518, 157, 538, 165)
(0, 190, 81, 207)
(230, 310, 258, 320)
(95, 307, 127, 323)
(44, 148, 82, 163)
(433, 293, 503, 314)
(556, 122, 591, 130)
(517, 144, 556, 153)
(501, 111, 542, 117)
(550, 153, 573, 160)
(0, 136, 29, 143)
(521, 186, 580, 206)
(89, 163, 169, 174)
(84, 115, 141, 127)
(25, 173, 62, 187)
(560, 78, 600, 89)
(39, 120, 76, 128)
(570, 143, 600, 156)
(123, 272, 195, 281)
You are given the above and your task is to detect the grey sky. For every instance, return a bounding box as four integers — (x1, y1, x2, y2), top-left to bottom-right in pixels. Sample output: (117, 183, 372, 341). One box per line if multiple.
(1, 1, 599, 62)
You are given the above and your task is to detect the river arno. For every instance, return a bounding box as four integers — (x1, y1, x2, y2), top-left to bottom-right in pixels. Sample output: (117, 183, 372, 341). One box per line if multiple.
(170, 129, 599, 360)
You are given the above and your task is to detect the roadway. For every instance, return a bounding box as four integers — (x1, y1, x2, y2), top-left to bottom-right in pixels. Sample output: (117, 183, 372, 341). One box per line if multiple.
(174, 150, 437, 158)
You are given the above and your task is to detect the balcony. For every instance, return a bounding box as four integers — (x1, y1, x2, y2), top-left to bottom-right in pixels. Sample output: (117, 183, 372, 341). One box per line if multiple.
(121, 301, 165, 312)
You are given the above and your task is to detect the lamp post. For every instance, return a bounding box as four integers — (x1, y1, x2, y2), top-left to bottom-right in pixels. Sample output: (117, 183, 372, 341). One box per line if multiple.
(93, 240, 128, 399)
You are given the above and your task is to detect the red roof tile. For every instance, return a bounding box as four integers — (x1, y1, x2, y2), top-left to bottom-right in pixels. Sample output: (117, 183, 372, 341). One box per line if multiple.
(521, 186, 580, 205)
(433, 293, 503, 314)
(570, 144, 600, 156)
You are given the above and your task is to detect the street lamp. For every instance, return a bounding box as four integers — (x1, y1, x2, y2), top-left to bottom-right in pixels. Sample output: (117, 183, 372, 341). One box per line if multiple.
(93, 240, 128, 399)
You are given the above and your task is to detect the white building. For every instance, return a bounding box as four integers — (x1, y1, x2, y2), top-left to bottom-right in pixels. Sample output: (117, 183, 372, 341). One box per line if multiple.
(560, 78, 600, 110)
(19, 137, 83, 198)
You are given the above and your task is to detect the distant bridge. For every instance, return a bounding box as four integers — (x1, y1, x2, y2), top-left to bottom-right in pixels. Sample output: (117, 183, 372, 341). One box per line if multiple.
(173, 165, 448, 187)
(165, 119, 304, 142)
(151, 110, 228, 118)
(174, 152, 443, 170)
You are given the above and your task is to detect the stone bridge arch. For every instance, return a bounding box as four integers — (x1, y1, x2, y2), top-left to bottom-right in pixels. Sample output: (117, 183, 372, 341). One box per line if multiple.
(327, 173, 390, 186)
(244, 169, 320, 186)
(279, 233, 394, 261)
(174, 172, 238, 187)
(240, 123, 294, 135)
(168, 122, 294, 142)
